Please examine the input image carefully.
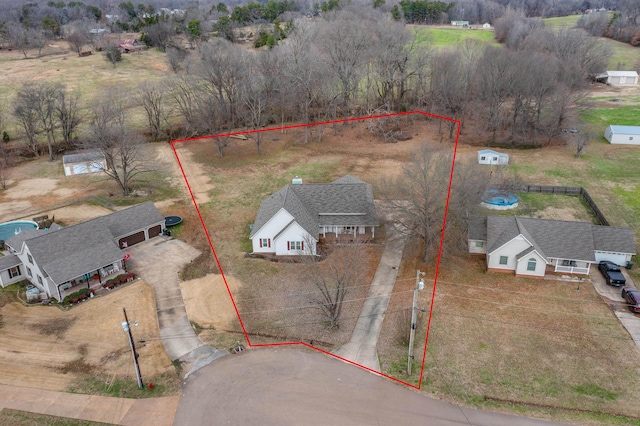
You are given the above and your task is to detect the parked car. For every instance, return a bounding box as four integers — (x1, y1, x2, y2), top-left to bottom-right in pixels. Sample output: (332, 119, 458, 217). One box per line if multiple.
(598, 261, 626, 286)
(621, 287, 640, 313)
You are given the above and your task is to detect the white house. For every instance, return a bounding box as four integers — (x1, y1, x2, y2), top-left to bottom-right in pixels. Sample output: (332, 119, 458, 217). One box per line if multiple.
(63, 151, 107, 176)
(250, 175, 378, 256)
(482, 23, 492, 29)
(469, 216, 636, 277)
(604, 125, 640, 145)
(603, 71, 638, 86)
(477, 149, 509, 165)
(451, 20, 469, 26)
(0, 202, 165, 301)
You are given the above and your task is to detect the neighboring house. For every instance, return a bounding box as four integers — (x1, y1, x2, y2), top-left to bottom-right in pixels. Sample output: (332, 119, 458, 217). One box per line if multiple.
(469, 216, 636, 277)
(451, 20, 469, 26)
(118, 38, 144, 53)
(482, 23, 492, 29)
(596, 71, 639, 86)
(63, 151, 107, 176)
(477, 149, 509, 165)
(604, 125, 640, 145)
(250, 175, 378, 256)
(0, 202, 165, 301)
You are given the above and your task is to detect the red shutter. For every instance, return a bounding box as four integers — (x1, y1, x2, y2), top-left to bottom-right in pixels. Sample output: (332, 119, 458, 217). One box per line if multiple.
(302, 241, 304, 251)
(268, 239, 271, 248)
(259, 239, 263, 248)
(287, 241, 290, 250)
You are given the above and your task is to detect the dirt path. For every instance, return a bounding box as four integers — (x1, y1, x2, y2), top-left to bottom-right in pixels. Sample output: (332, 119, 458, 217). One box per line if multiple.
(172, 145, 214, 205)
(181, 274, 243, 330)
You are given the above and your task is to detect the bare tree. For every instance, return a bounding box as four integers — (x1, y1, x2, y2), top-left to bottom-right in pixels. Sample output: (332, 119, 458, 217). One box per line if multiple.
(570, 127, 592, 158)
(136, 81, 171, 140)
(67, 31, 89, 54)
(54, 88, 83, 149)
(166, 47, 188, 73)
(86, 90, 146, 196)
(239, 56, 270, 154)
(166, 75, 201, 138)
(304, 241, 368, 329)
(13, 84, 45, 156)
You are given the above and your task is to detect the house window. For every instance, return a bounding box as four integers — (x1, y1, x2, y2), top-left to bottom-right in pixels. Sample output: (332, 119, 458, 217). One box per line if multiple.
(37, 275, 43, 285)
(480, 156, 486, 161)
(26, 267, 32, 277)
(8, 266, 21, 279)
(475, 241, 484, 248)
(493, 157, 498, 161)
(260, 238, 271, 248)
(562, 260, 577, 267)
(630, 137, 634, 141)
(527, 258, 536, 271)
(27, 253, 33, 264)
(288, 241, 304, 251)
(499, 256, 508, 265)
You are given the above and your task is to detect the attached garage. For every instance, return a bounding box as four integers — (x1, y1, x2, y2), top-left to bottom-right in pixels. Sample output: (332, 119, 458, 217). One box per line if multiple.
(148, 225, 162, 238)
(119, 231, 146, 248)
(594, 251, 631, 266)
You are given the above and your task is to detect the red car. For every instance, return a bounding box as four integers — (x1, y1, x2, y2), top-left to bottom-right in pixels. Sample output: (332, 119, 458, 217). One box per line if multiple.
(621, 287, 640, 313)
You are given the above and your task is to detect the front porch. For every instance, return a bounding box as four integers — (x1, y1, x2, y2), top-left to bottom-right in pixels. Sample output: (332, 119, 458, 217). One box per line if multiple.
(319, 225, 376, 244)
(547, 258, 591, 275)
(58, 260, 126, 301)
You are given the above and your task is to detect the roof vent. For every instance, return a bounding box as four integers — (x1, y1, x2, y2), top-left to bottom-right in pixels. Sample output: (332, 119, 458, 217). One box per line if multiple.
(292, 176, 302, 185)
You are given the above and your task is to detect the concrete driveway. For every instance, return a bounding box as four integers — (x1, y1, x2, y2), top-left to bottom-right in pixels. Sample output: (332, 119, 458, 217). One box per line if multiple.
(125, 237, 227, 369)
(589, 267, 640, 349)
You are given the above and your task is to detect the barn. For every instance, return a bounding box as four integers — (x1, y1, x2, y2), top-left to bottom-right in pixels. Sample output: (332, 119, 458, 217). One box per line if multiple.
(63, 151, 106, 176)
(477, 149, 509, 165)
(604, 125, 640, 145)
(601, 71, 638, 86)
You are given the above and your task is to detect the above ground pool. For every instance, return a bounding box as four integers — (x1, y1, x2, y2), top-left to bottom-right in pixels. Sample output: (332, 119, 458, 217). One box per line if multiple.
(481, 190, 519, 210)
(165, 216, 183, 227)
(0, 221, 39, 242)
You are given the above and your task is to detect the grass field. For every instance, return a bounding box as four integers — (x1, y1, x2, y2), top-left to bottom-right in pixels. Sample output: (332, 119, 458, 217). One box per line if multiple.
(0, 409, 112, 426)
(582, 105, 640, 128)
(412, 26, 497, 48)
(602, 37, 640, 69)
(543, 15, 580, 28)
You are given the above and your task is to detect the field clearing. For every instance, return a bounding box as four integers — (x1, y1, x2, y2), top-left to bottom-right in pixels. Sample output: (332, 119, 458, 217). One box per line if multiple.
(543, 15, 580, 28)
(411, 26, 496, 48)
(0, 281, 176, 394)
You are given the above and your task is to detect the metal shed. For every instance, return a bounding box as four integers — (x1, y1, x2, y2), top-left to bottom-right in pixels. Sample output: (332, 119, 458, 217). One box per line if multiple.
(477, 149, 509, 165)
(604, 125, 640, 145)
(63, 151, 106, 176)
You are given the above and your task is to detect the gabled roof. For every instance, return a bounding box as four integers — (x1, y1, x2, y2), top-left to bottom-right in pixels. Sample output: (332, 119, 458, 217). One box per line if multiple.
(592, 225, 637, 254)
(0, 254, 22, 271)
(487, 216, 597, 262)
(478, 149, 508, 156)
(6, 224, 63, 251)
(13, 202, 164, 285)
(251, 175, 377, 238)
(606, 125, 640, 135)
(63, 151, 105, 164)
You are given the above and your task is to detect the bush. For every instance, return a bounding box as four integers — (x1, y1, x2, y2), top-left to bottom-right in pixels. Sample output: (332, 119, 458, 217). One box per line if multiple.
(2, 131, 9, 142)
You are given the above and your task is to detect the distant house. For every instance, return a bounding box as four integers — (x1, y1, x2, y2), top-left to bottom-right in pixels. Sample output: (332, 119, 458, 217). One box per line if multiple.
(0, 202, 165, 301)
(451, 21, 469, 26)
(469, 216, 636, 277)
(477, 149, 509, 165)
(250, 175, 378, 256)
(597, 71, 639, 86)
(482, 23, 492, 29)
(604, 125, 640, 145)
(63, 151, 107, 176)
(118, 38, 145, 53)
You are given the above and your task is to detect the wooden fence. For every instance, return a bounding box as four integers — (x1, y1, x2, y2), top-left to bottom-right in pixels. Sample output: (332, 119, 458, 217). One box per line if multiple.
(496, 184, 610, 226)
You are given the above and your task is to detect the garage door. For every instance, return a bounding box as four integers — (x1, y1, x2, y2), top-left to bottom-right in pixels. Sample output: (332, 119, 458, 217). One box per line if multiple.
(595, 252, 628, 266)
(72, 164, 88, 174)
(148, 225, 161, 238)
(119, 231, 146, 248)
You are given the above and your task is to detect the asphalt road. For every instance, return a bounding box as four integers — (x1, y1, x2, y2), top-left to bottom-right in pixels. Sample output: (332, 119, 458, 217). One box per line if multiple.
(174, 347, 569, 426)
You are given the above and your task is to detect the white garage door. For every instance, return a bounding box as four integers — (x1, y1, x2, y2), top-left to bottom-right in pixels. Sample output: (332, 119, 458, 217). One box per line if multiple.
(72, 164, 88, 174)
(594, 252, 628, 266)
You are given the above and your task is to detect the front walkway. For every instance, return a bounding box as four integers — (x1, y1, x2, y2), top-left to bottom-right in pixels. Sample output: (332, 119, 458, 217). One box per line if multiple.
(332, 222, 408, 372)
(0, 383, 179, 426)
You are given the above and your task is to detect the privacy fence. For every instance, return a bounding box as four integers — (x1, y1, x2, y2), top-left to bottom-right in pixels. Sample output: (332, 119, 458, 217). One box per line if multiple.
(496, 184, 609, 227)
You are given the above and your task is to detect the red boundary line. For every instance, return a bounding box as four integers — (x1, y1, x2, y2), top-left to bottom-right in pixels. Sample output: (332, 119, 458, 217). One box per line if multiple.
(170, 110, 460, 389)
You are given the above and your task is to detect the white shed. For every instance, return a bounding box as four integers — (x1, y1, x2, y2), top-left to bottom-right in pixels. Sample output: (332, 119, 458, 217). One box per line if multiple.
(482, 23, 492, 29)
(63, 151, 106, 176)
(477, 149, 509, 165)
(604, 125, 640, 145)
(604, 71, 638, 86)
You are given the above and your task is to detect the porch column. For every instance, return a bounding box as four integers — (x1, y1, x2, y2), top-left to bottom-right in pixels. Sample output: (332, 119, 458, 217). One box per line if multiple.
(372, 226, 375, 239)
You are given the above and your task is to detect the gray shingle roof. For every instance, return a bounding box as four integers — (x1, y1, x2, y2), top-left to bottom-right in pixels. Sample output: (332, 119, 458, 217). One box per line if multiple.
(0, 254, 22, 271)
(485, 216, 636, 262)
(250, 176, 377, 238)
(592, 225, 637, 254)
(5, 224, 63, 251)
(468, 216, 487, 240)
(18, 202, 164, 284)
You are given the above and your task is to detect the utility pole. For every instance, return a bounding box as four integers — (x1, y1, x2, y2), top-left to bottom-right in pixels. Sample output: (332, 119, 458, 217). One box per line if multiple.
(408, 270, 425, 376)
(122, 307, 143, 389)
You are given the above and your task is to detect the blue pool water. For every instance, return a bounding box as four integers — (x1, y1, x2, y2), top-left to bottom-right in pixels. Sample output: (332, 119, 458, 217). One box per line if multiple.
(483, 190, 519, 206)
(0, 221, 38, 242)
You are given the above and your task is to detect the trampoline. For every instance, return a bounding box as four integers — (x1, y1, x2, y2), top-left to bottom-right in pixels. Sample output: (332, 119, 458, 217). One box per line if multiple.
(165, 216, 183, 227)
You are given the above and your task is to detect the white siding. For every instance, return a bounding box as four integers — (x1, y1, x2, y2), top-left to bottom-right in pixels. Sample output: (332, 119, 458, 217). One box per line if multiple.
(273, 222, 316, 255)
(469, 239, 487, 254)
(0, 267, 24, 287)
(610, 133, 640, 145)
(515, 252, 546, 277)
(487, 235, 531, 272)
(251, 208, 294, 253)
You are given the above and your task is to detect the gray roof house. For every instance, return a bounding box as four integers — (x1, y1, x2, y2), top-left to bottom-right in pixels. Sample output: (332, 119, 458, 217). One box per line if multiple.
(250, 175, 378, 255)
(468, 216, 636, 277)
(1, 202, 165, 301)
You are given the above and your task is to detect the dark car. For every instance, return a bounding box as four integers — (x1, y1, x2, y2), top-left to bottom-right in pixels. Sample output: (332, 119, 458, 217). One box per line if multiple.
(622, 287, 640, 313)
(598, 261, 626, 286)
